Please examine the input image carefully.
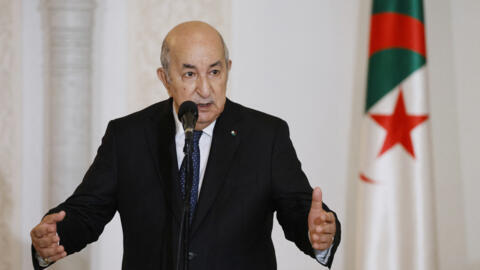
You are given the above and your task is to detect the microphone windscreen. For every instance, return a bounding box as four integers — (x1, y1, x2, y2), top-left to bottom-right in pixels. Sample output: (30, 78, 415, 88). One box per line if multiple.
(178, 101, 198, 120)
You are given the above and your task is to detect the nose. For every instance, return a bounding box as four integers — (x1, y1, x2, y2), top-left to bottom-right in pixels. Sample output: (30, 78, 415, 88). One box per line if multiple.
(196, 74, 211, 98)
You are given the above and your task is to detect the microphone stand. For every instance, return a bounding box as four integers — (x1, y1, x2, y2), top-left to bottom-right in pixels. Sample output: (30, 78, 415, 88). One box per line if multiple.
(176, 131, 194, 270)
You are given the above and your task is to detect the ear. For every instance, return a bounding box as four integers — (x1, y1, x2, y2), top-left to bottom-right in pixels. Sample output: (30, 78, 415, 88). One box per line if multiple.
(157, 67, 171, 95)
(227, 59, 232, 72)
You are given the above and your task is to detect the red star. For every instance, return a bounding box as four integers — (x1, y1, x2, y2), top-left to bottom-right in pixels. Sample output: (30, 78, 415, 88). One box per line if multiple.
(369, 88, 428, 158)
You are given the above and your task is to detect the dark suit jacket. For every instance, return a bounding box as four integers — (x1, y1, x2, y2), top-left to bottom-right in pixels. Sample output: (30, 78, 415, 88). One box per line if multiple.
(33, 98, 341, 269)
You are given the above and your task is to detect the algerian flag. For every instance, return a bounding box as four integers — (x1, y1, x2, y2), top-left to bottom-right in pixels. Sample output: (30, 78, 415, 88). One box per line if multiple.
(355, 1, 437, 269)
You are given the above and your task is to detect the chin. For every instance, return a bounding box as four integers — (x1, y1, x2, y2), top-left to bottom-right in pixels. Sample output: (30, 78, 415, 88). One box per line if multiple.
(198, 111, 213, 121)
(198, 114, 217, 126)
(198, 118, 213, 125)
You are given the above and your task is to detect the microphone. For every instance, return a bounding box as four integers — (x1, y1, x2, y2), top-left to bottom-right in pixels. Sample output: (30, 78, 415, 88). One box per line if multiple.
(178, 101, 198, 139)
(176, 101, 198, 270)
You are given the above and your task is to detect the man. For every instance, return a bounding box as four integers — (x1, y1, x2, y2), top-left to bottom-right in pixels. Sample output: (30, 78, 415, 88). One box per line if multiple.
(31, 21, 341, 269)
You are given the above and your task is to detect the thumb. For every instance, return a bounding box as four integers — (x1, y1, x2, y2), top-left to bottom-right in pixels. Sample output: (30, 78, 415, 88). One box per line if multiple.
(308, 187, 324, 228)
(310, 187, 323, 212)
(43, 211, 66, 224)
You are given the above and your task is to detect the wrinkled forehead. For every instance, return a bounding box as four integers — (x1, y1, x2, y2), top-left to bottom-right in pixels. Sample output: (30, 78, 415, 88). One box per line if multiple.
(167, 31, 226, 68)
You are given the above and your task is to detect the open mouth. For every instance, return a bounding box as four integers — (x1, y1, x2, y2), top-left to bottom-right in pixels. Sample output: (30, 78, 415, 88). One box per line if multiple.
(197, 102, 212, 110)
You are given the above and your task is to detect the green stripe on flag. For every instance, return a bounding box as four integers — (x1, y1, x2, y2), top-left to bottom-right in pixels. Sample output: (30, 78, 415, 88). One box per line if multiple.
(365, 49, 425, 112)
(372, 0, 424, 22)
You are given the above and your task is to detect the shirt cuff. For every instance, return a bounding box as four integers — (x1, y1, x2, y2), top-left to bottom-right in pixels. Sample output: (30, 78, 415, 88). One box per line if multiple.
(314, 244, 333, 265)
(35, 251, 51, 267)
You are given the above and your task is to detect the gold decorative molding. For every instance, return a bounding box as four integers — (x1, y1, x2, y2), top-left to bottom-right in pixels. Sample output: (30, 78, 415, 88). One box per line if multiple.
(127, 0, 232, 112)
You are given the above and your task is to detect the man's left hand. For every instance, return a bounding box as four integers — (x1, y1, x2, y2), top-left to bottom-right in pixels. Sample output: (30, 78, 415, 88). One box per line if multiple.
(308, 187, 336, 251)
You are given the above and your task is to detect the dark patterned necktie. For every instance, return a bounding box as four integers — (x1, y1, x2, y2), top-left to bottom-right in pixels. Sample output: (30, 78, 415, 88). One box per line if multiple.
(179, 130, 202, 223)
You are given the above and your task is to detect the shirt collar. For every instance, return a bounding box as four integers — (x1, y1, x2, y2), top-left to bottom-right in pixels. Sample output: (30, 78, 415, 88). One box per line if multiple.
(172, 103, 216, 138)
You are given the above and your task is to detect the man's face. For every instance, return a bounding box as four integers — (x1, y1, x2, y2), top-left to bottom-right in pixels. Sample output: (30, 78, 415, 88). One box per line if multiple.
(158, 33, 231, 130)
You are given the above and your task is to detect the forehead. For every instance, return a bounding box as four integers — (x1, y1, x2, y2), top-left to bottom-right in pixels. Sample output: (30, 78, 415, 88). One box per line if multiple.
(168, 32, 225, 67)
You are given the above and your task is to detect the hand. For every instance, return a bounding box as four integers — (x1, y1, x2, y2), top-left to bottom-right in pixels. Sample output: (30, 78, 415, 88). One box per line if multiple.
(308, 187, 336, 251)
(30, 211, 67, 263)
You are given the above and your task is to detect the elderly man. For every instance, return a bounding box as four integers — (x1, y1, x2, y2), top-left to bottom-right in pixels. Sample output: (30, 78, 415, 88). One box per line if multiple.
(30, 21, 341, 269)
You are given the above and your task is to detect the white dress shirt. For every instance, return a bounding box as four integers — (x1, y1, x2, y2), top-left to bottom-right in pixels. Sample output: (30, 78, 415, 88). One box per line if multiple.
(173, 106, 216, 197)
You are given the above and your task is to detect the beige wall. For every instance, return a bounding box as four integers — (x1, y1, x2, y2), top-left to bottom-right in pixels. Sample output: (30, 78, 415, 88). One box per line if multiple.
(426, 0, 480, 269)
(0, 0, 22, 268)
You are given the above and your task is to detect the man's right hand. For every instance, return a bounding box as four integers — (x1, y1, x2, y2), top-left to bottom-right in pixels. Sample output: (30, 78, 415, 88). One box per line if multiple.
(31, 211, 67, 263)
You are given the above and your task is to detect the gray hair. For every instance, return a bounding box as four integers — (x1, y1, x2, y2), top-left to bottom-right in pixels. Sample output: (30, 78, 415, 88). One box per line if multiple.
(160, 32, 230, 78)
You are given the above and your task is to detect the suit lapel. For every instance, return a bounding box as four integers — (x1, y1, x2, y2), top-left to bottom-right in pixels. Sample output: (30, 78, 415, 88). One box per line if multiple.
(191, 99, 242, 235)
(144, 98, 183, 224)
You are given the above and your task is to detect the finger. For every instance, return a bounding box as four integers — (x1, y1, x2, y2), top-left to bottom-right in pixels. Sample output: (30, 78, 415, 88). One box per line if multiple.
(316, 223, 336, 234)
(311, 234, 334, 246)
(310, 226, 334, 240)
(47, 251, 67, 263)
(31, 228, 43, 239)
(312, 242, 330, 251)
(314, 219, 333, 232)
(31, 224, 49, 238)
(42, 211, 66, 224)
(32, 233, 60, 247)
(319, 212, 327, 223)
(316, 234, 334, 244)
(324, 212, 335, 223)
(36, 234, 60, 248)
(310, 232, 319, 242)
(311, 230, 332, 240)
(37, 245, 65, 259)
(33, 223, 58, 239)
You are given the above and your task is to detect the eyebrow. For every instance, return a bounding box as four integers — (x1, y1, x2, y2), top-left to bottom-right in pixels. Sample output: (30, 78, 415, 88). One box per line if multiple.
(183, 63, 196, 69)
(209, 61, 222, 68)
(182, 60, 223, 69)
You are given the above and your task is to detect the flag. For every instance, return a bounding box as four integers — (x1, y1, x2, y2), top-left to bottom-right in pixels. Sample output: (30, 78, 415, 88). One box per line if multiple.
(355, 1, 437, 269)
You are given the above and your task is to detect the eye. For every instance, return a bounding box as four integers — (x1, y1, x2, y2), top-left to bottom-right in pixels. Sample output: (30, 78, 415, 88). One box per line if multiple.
(210, 69, 220, 76)
(182, 71, 196, 80)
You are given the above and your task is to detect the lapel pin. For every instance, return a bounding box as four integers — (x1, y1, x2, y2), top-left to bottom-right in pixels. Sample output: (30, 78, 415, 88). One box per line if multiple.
(230, 130, 237, 136)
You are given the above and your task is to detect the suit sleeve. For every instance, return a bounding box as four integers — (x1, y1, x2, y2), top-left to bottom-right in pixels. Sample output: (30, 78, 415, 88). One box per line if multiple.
(34, 121, 119, 262)
(271, 120, 341, 268)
